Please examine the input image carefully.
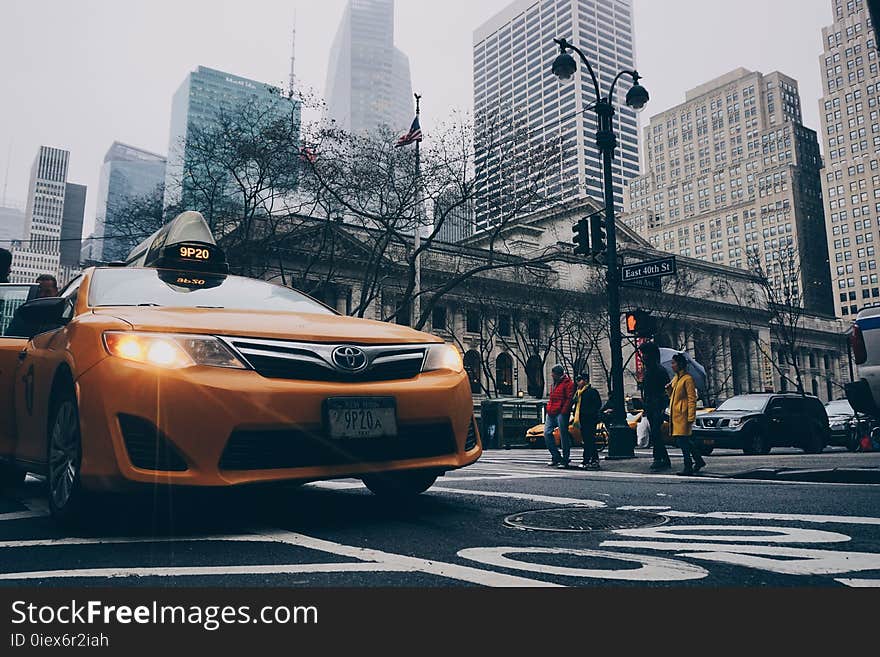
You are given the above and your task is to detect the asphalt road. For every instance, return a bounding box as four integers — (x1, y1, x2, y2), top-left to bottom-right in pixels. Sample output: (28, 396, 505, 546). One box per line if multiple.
(1, 447, 878, 587)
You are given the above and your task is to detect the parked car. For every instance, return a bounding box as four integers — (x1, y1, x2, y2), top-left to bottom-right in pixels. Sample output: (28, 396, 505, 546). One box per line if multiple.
(824, 399, 871, 451)
(692, 393, 830, 455)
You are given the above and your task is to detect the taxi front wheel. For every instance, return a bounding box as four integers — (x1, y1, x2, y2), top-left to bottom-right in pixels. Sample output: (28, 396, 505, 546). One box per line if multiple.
(362, 470, 439, 497)
(46, 389, 93, 526)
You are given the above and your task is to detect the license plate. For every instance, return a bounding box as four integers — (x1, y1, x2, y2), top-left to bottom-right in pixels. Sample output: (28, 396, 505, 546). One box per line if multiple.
(325, 398, 398, 439)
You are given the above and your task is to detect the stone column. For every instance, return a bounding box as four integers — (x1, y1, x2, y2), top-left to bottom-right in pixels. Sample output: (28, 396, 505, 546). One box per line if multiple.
(722, 331, 734, 397)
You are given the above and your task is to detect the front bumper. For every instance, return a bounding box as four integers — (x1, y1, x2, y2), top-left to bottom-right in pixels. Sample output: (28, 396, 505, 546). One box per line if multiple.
(691, 427, 742, 448)
(76, 357, 481, 491)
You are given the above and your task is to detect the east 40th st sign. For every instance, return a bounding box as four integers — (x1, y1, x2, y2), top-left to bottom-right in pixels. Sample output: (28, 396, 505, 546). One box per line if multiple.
(621, 256, 677, 282)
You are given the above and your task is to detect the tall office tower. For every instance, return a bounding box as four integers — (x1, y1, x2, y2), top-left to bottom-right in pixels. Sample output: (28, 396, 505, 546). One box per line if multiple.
(325, 0, 414, 134)
(818, 0, 880, 318)
(0, 204, 25, 247)
(164, 66, 301, 209)
(434, 189, 476, 243)
(60, 183, 86, 267)
(473, 0, 639, 230)
(95, 142, 166, 262)
(10, 146, 71, 284)
(624, 68, 833, 314)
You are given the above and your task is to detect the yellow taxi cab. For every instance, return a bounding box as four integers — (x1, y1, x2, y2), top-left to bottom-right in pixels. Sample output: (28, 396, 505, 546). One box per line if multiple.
(0, 212, 481, 524)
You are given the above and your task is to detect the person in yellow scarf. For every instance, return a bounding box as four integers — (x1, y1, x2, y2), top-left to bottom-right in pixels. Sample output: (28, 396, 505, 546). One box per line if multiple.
(667, 353, 703, 475)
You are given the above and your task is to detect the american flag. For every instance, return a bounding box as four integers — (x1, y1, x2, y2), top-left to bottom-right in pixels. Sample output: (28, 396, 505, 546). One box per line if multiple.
(299, 146, 317, 164)
(395, 116, 423, 147)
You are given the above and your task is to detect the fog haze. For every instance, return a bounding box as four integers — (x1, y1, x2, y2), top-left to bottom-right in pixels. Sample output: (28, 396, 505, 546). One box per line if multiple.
(0, 0, 831, 237)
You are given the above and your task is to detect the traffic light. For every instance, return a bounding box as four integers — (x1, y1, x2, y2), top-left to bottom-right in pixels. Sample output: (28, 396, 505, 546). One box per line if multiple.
(625, 309, 656, 338)
(590, 213, 606, 255)
(572, 218, 589, 256)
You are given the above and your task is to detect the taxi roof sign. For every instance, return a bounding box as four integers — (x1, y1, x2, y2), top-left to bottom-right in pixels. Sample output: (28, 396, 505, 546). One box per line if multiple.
(126, 211, 228, 274)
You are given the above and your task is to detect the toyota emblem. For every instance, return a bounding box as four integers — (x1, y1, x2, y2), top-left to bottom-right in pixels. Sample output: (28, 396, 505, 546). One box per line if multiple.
(332, 346, 368, 372)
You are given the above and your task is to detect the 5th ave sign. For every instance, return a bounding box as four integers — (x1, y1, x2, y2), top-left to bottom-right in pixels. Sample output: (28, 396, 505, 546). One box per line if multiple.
(620, 256, 677, 283)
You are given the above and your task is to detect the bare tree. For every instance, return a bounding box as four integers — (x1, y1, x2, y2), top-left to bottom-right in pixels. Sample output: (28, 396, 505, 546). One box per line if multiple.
(294, 110, 573, 329)
(99, 185, 170, 262)
(713, 244, 808, 394)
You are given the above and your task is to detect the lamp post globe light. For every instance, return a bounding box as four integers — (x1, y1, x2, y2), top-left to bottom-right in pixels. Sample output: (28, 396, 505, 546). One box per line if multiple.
(551, 37, 649, 459)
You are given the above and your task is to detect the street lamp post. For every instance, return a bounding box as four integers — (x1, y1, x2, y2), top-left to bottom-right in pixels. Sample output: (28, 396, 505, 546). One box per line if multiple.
(551, 37, 649, 459)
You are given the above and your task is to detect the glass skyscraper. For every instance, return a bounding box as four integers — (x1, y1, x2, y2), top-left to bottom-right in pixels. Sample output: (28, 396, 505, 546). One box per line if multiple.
(473, 0, 639, 230)
(93, 142, 166, 262)
(325, 0, 414, 134)
(163, 66, 301, 210)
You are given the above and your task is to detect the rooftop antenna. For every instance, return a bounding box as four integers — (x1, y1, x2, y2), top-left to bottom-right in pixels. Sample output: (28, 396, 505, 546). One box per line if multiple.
(288, 10, 297, 99)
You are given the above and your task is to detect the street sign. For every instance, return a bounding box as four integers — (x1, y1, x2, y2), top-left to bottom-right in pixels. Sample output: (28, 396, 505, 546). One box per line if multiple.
(621, 277, 662, 291)
(620, 256, 677, 283)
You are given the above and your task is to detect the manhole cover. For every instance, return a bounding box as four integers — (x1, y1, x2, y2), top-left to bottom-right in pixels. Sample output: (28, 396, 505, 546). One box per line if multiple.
(504, 508, 669, 532)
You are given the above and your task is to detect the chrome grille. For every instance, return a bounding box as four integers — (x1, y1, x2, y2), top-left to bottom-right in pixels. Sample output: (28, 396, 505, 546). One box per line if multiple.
(222, 337, 429, 382)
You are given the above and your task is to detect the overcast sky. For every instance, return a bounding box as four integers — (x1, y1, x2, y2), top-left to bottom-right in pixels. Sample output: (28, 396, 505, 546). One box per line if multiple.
(0, 0, 832, 236)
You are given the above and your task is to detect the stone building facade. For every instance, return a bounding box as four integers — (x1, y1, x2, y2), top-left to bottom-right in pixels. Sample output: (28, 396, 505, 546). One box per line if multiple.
(258, 198, 850, 404)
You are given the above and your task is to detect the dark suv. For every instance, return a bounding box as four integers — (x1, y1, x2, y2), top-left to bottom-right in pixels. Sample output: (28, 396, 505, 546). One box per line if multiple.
(692, 393, 830, 455)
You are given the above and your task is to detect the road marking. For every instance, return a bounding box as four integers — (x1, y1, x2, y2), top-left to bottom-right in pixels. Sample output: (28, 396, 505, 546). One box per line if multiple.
(601, 541, 880, 576)
(618, 506, 673, 511)
(457, 546, 708, 582)
(835, 578, 880, 587)
(0, 510, 45, 522)
(432, 487, 606, 508)
(0, 534, 278, 549)
(613, 525, 851, 544)
(255, 529, 560, 587)
(306, 480, 607, 508)
(659, 511, 880, 525)
(0, 563, 405, 581)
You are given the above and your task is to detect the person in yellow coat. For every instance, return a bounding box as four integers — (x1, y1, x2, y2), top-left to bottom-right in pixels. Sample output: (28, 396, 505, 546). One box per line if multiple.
(667, 353, 704, 476)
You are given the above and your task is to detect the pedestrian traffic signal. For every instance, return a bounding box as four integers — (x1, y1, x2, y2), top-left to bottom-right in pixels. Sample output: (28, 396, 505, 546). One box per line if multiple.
(625, 309, 656, 337)
(572, 218, 589, 256)
(590, 213, 607, 255)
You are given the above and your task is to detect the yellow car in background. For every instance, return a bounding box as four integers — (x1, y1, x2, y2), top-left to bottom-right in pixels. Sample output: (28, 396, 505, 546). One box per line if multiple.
(524, 411, 643, 451)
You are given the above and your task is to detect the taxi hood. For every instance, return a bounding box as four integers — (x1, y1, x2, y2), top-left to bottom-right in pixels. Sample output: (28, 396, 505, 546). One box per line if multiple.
(91, 307, 443, 345)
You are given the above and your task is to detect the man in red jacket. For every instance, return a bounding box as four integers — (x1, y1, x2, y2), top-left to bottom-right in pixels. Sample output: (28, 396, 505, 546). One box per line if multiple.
(544, 364, 575, 468)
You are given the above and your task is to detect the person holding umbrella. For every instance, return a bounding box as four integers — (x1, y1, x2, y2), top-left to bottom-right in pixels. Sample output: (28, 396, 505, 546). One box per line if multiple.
(639, 342, 671, 471)
(667, 353, 704, 476)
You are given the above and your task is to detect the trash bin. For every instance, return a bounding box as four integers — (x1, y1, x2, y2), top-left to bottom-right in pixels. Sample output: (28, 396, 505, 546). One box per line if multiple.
(480, 400, 503, 450)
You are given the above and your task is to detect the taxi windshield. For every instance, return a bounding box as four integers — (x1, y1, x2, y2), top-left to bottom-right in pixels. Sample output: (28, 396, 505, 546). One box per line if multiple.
(88, 268, 333, 314)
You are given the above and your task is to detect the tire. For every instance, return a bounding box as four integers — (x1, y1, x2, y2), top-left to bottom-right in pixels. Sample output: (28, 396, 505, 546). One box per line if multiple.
(845, 426, 861, 452)
(362, 470, 438, 497)
(801, 425, 826, 454)
(46, 387, 90, 526)
(0, 461, 25, 490)
(743, 431, 770, 455)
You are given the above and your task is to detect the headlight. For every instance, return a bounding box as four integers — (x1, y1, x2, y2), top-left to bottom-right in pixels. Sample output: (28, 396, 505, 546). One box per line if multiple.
(728, 418, 743, 428)
(422, 344, 463, 373)
(103, 332, 247, 370)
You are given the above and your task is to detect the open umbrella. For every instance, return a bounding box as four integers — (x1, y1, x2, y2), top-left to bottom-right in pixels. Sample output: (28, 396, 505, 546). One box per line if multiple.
(658, 348, 707, 402)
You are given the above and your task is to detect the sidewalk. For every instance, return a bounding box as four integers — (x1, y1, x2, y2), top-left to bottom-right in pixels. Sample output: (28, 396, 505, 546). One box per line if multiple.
(503, 446, 880, 483)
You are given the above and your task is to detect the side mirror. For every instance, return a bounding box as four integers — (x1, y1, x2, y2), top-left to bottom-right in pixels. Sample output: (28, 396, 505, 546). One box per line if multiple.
(16, 297, 69, 326)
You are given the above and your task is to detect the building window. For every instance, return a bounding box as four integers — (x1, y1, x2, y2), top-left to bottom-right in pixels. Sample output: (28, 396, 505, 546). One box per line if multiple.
(498, 314, 511, 337)
(432, 305, 447, 332)
(466, 309, 480, 334)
